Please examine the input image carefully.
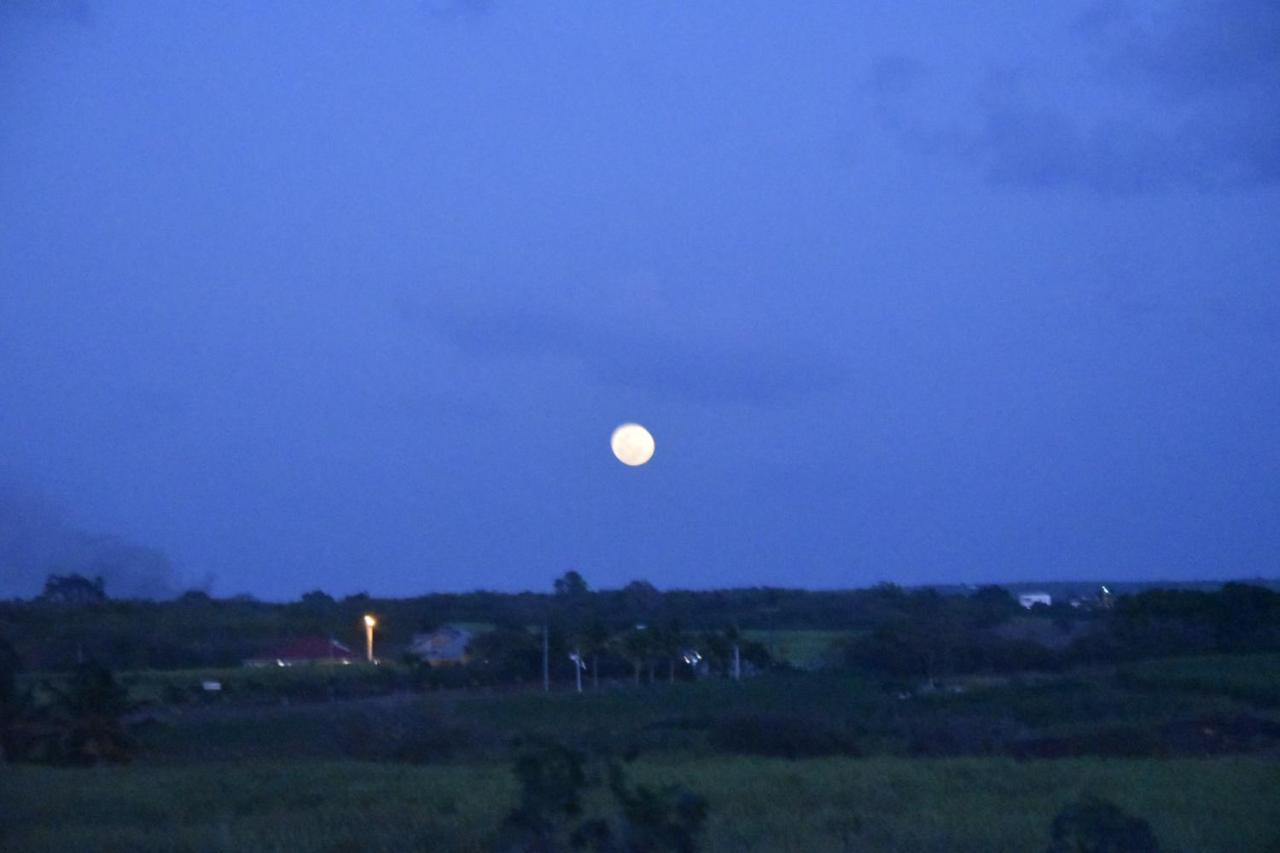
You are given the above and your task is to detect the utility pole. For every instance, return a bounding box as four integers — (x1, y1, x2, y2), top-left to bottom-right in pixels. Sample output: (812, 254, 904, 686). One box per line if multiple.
(732, 643, 741, 682)
(542, 623, 550, 692)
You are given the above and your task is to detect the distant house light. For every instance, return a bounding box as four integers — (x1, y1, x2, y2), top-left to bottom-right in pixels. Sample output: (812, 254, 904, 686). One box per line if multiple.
(409, 625, 474, 667)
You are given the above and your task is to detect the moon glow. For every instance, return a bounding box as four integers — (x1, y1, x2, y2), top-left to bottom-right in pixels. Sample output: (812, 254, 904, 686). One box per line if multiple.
(611, 423, 655, 466)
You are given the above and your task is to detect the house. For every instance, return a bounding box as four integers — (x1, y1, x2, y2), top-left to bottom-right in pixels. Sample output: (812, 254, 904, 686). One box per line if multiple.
(244, 637, 355, 667)
(1017, 592, 1052, 609)
(409, 625, 473, 666)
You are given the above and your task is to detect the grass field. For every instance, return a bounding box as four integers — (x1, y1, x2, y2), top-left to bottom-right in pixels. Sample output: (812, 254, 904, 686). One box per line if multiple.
(1120, 654, 1280, 707)
(20, 662, 415, 707)
(131, 675, 881, 764)
(2, 757, 1277, 852)
(9, 657, 1280, 851)
(742, 630, 850, 670)
(124, 667, 1280, 767)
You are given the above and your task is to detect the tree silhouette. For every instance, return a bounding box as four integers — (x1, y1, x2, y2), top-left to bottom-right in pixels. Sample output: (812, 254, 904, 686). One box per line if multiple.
(553, 570, 589, 598)
(500, 737, 709, 852)
(0, 636, 19, 761)
(36, 661, 135, 766)
(581, 619, 611, 690)
(40, 573, 107, 605)
(499, 736, 588, 852)
(615, 627, 652, 686)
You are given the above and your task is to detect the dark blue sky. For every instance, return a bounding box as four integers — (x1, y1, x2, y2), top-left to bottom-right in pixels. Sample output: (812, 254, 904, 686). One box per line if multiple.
(2, 1, 1278, 599)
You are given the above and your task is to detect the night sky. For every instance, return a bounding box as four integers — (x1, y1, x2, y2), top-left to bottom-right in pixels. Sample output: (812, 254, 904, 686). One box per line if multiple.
(2, 1, 1277, 599)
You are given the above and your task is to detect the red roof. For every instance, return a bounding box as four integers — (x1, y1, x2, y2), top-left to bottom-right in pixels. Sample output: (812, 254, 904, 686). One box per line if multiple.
(256, 637, 353, 662)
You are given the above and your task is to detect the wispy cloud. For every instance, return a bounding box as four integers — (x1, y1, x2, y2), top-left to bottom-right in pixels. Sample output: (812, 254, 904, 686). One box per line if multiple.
(871, 1, 1280, 194)
(419, 0, 497, 22)
(0, 479, 190, 600)
(0, 0, 94, 27)
(399, 273, 847, 407)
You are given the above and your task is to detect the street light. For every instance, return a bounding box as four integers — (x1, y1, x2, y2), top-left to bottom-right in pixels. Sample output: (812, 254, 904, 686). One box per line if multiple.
(363, 614, 377, 663)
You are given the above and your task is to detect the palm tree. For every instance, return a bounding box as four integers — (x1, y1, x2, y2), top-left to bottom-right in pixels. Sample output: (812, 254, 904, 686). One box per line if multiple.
(614, 627, 651, 686)
(653, 619, 685, 685)
(581, 619, 611, 690)
(698, 629, 732, 679)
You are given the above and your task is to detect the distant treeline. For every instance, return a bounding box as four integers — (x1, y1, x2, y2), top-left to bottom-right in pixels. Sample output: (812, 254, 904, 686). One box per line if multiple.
(0, 572, 1278, 677)
(838, 581, 1280, 682)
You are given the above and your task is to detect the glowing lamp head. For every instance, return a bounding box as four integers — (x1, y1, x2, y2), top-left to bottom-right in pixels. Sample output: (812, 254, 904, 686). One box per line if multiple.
(363, 615, 377, 628)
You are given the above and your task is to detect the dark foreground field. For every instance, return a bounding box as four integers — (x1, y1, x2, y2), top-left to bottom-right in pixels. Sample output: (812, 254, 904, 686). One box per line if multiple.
(4, 757, 1279, 852)
(4, 658, 1280, 851)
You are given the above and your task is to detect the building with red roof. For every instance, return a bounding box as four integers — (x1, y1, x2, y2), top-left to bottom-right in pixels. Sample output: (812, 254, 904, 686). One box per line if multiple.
(243, 637, 355, 667)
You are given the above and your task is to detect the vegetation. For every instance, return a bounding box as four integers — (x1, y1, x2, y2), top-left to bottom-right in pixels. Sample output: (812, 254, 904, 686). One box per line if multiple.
(1046, 796, 1162, 853)
(2, 757, 1277, 852)
(1118, 654, 1280, 707)
(4, 660, 136, 766)
(498, 736, 709, 852)
(0, 634, 19, 761)
(4, 575, 1277, 688)
(1, 574, 1278, 849)
(106, 665, 1279, 770)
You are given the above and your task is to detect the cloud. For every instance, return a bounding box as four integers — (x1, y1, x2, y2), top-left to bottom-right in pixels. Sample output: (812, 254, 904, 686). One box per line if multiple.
(401, 274, 847, 407)
(1079, 0, 1280, 187)
(0, 480, 190, 600)
(972, 74, 1195, 194)
(0, 0, 93, 27)
(419, 0, 496, 22)
(871, 2, 1280, 194)
(1081, 0, 1280, 98)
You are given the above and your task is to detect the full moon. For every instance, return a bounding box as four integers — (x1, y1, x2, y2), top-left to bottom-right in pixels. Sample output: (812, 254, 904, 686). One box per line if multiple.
(611, 423, 655, 466)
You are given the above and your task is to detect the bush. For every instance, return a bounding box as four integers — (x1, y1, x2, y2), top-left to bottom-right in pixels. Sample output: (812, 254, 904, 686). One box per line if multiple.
(499, 736, 590, 851)
(902, 713, 1027, 757)
(1016, 726, 1165, 760)
(600, 761, 708, 853)
(707, 713, 858, 759)
(1, 636, 21, 761)
(1117, 654, 1280, 707)
(498, 736, 709, 853)
(336, 704, 474, 763)
(1046, 796, 1161, 853)
(9, 661, 136, 766)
